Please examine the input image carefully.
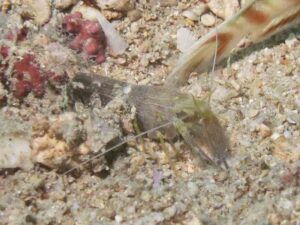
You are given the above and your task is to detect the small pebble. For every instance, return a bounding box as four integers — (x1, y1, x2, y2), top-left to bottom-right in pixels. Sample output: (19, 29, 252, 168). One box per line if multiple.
(140, 55, 150, 67)
(102, 207, 115, 219)
(127, 9, 142, 22)
(115, 215, 123, 223)
(117, 57, 127, 65)
(259, 124, 272, 138)
(97, 0, 133, 11)
(207, 0, 225, 19)
(54, 0, 78, 10)
(102, 10, 123, 20)
(283, 131, 292, 139)
(287, 117, 297, 125)
(249, 109, 259, 118)
(201, 14, 216, 27)
(22, 0, 51, 25)
(271, 132, 281, 140)
(182, 4, 208, 22)
(78, 143, 90, 155)
(192, 4, 208, 16)
(182, 10, 198, 21)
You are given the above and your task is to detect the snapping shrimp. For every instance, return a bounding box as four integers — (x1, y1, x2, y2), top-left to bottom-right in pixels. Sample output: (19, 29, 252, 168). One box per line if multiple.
(65, 0, 300, 174)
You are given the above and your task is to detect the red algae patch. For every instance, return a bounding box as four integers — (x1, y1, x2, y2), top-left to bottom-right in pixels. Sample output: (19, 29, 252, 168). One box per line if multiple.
(13, 54, 45, 98)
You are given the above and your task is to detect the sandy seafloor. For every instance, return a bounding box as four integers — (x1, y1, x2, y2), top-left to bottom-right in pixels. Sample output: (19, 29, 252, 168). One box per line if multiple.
(0, 1, 300, 225)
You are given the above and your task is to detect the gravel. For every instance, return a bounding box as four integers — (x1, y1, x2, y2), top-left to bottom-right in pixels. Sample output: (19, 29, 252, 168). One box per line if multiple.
(0, 1, 300, 225)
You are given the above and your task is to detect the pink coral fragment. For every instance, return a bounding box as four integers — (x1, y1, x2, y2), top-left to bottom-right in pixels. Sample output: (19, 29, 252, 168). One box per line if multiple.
(63, 12, 106, 64)
(63, 12, 82, 33)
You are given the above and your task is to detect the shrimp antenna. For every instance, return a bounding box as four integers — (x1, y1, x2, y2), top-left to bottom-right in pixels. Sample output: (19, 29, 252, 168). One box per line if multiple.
(63, 115, 188, 175)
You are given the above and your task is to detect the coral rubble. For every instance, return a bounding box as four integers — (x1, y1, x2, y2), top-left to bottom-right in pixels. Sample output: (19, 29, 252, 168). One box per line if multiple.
(63, 12, 107, 64)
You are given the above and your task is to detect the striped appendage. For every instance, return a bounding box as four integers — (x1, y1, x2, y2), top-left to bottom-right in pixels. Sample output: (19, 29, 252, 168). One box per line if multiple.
(166, 0, 300, 88)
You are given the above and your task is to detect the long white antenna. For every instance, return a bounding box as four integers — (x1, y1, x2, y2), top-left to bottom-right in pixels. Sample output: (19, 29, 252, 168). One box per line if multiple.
(63, 115, 187, 175)
(211, 27, 219, 77)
